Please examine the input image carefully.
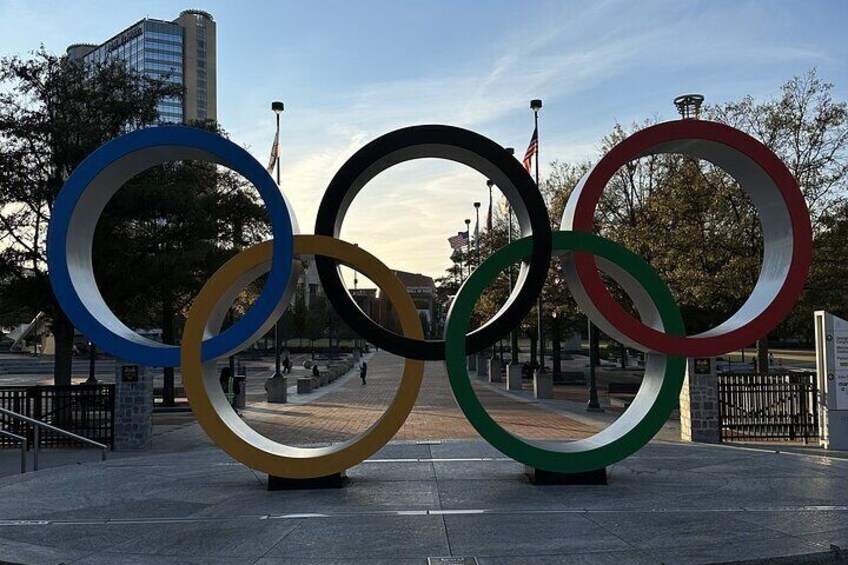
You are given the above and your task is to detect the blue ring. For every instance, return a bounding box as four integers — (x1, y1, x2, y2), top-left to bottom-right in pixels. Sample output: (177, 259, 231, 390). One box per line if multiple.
(47, 126, 294, 367)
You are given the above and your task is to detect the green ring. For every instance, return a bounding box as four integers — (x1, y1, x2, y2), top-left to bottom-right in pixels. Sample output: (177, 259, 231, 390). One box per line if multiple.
(444, 231, 686, 473)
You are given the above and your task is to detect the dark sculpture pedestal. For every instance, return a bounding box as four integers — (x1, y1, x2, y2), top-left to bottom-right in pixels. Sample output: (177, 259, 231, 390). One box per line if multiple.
(525, 466, 607, 485)
(268, 471, 348, 491)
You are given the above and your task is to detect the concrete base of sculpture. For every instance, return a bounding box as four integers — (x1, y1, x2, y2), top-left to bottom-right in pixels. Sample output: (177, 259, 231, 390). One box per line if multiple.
(506, 363, 523, 391)
(525, 465, 607, 485)
(268, 471, 348, 491)
(264, 376, 287, 403)
(533, 370, 553, 399)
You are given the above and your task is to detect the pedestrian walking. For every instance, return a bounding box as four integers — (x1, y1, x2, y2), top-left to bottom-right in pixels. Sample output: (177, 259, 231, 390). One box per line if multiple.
(360, 361, 367, 385)
(312, 364, 320, 379)
(282, 354, 291, 374)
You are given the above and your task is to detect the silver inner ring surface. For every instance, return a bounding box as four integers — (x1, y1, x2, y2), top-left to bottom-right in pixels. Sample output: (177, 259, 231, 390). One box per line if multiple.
(530, 252, 670, 453)
(561, 138, 792, 350)
(66, 146, 299, 359)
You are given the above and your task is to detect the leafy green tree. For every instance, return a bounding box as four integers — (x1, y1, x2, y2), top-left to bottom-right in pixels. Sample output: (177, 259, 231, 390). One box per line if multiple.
(92, 128, 270, 403)
(794, 203, 848, 326)
(539, 70, 847, 371)
(708, 69, 848, 366)
(0, 48, 178, 384)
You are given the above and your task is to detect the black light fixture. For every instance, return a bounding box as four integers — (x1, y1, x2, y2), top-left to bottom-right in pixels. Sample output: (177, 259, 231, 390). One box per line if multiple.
(673, 94, 704, 120)
(271, 101, 284, 114)
(530, 99, 542, 112)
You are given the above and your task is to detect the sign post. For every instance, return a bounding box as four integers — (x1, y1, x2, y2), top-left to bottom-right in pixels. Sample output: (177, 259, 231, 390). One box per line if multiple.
(815, 311, 848, 450)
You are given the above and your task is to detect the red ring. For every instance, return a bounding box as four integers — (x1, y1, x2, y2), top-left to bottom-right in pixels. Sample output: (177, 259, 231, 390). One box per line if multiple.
(569, 120, 811, 356)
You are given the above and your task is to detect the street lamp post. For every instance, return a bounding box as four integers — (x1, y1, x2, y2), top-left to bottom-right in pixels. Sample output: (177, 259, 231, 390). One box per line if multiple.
(487, 179, 502, 361)
(85, 342, 97, 384)
(269, 101, 285, 390)
(505, 147, 520, 367)
(587, 320, 603, 412)
(530, 98, 545, 375)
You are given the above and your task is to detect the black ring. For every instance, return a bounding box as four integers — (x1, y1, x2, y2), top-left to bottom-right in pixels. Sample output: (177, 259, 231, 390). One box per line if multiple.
(314, 124, 552, 360)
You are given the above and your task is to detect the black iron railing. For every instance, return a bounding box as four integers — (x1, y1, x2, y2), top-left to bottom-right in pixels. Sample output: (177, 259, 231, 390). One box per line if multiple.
(718, 372, 818, 443)
(0, 385, 114, 449)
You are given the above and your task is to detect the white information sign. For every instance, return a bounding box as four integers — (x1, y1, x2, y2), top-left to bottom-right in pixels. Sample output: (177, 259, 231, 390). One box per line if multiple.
(832, 316, 848, 410)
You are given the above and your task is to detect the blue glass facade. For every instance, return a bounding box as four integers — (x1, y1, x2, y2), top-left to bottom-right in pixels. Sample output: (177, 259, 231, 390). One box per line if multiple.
(71, 12, 215, 124)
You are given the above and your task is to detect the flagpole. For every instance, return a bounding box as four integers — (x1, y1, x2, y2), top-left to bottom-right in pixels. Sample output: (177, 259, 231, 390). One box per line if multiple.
(271, 101, 284, 386)
(465, 218, 471, 279)
(474, 201, 481, 267)
(504, 147, 520, 367)
(530, 98, 545, 375)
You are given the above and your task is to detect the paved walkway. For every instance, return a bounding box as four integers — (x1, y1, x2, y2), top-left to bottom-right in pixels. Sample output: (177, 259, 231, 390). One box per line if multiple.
(1, 440, 848, 564)
(240, 352, 596, 445)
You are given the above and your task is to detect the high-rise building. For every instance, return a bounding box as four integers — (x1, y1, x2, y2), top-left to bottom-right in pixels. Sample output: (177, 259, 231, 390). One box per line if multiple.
(67, 10, 217, 124)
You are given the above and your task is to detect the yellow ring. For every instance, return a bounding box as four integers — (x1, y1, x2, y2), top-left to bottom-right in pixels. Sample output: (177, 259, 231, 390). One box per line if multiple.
(180, 235, 425, 478)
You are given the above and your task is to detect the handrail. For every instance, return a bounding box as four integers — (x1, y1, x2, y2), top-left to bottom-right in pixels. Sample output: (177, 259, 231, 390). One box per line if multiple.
(0, 428, 27, 473)
(0, 406, 107, 471)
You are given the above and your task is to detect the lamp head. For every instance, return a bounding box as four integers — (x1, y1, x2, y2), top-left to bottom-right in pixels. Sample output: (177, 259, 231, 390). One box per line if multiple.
(505, 147, 514, 155)
(271, 101, 284, 114)
(530, 99, 542, 111)
(486, 180, 494, 188)
(474, 202, 481, 209)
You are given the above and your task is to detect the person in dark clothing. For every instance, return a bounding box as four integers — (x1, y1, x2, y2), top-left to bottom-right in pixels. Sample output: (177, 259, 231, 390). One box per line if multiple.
(282, 354, 291, 374)
(219, 367, 231, 395)
(312, 364, 320, 379)
(360, 361, 367, 385)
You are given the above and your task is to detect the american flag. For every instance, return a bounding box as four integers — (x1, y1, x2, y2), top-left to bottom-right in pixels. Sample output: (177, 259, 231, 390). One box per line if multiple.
(448, 231, 469, 250)
(523, 126, 538, 172)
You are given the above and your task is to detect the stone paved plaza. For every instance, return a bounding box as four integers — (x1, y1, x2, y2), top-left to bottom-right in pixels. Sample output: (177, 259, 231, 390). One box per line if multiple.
(1, 352, 848, 563)
(1, 440, 848, 564)
(147, 350, 653, 452)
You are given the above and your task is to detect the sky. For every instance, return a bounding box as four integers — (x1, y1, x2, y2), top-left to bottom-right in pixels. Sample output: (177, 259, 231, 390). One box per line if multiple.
(1, 0, 846, 282)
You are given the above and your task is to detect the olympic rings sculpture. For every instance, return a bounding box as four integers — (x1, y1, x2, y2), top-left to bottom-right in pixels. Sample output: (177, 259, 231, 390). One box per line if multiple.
(47, 120, 811, 478)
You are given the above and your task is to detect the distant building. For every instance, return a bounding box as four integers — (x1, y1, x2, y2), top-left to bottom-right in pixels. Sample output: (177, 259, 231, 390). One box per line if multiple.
(391, 270, 437, 333)
(67, 10, 217, 124)
(297, 264, 437, 337)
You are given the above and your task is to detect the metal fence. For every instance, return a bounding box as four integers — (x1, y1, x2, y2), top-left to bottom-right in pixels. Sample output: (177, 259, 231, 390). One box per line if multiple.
(0, 385, 114, 449)
(718, 372, 818, 443)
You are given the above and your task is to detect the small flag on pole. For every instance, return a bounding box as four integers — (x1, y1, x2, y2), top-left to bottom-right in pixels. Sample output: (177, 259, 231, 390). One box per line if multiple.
(266, 131, 279, 175)
(499, 193, 510, 216)
(448, 231, 469, 250)
(523, 126, 538, 172)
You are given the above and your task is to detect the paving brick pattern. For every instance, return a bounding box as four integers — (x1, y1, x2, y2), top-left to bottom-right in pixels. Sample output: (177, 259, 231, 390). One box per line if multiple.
(242, 351, 596, 445)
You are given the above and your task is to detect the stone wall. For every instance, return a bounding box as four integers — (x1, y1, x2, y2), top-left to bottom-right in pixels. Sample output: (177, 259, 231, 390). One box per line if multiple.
(679, 357, 720, 443)
(114, 361, 152, 451)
